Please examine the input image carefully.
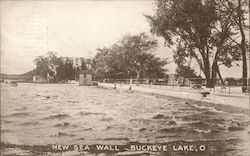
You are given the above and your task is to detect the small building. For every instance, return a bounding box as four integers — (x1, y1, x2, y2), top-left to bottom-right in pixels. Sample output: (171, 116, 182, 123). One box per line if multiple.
(167, 73, 177, 86)
(33, 75, 47, 83)
(46, 73, 53, 83)
(79, 70, 93, 86)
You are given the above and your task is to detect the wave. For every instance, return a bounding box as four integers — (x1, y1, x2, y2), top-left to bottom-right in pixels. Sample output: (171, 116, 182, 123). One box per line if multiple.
(138, 127, 147, 132)
(189, 121, 210, 128)
(130, 118, 151, 125)
(77, 111, 106, 116)
(99, 117, 113, 122)
(19, 121, 43, 126)
(67, 100, 79, 103)
(228, 121, 245, 131)
(7, 112, 30, 117)
(53, 122, 70, 127)
(185, 102, 227, 114)
(15, 107, 27, 111)
(152, 114, 173, 120)
(167, 120, 177, 125)
(101, 137, 129, 141)
(53, 122, 78, 128)
(105, 125, 134, 132)
(43, 113, 70, 120)
(193, 129, 212, 134)
(160, 127, 186, 133)
(57, 132, 75, 137)
(77, 137, 85, 141)
(71, 127, 93, 132)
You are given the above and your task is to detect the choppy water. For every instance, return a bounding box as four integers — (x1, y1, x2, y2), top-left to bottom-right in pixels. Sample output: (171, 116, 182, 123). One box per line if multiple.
(1, 83, 249, 156)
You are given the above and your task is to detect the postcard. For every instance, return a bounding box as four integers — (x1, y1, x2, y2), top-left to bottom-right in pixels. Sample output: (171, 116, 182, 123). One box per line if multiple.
(1, 0, 249, 156)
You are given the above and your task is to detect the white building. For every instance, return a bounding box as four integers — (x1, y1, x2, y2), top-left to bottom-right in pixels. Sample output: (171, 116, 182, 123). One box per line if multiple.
(79, 70, 93, 86)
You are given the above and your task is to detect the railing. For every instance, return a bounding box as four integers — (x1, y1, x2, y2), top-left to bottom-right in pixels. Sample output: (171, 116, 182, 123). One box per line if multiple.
(95, 78, 250, 94)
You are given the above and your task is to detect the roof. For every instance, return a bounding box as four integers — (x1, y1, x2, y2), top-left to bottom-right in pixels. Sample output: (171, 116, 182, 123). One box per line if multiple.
(79, 70, 93, 74)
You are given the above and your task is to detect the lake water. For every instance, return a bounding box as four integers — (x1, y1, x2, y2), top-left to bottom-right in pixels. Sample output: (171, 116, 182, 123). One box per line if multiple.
(1, 83, 249, 155)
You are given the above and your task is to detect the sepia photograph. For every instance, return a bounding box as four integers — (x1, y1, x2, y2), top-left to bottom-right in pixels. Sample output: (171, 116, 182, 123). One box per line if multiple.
(0, 0, 249, 155)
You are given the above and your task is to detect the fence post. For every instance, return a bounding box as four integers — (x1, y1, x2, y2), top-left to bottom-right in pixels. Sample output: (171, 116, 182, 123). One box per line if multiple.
(189, 80, 190, 91)
(220, 79, 222, 93)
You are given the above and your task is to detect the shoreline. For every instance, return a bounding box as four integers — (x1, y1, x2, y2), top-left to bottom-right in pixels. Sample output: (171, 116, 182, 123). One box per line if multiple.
(97, 82, 250, 110)
(96, 84, 249, 115)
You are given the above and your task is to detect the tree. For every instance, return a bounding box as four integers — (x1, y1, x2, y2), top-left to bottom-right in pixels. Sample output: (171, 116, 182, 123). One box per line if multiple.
(34, 56, 50, 78)
(236, 0, 248, 92)
(34, 52, 90, 82)
(175, 65, 200, 78)
(145, 0, 245, 88)
(79, 58, 88, 70)
(210, 0, 249, 92)
(64, 57, 74, 80)
(34, 51, 58, 79)
(220, 0, 249, 92)
(55, 57, 66, 81)
(93, 33, 168, 79)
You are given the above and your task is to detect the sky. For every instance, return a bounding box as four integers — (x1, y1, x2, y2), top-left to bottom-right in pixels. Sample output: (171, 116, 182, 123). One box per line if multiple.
(0, 0, 248, 78)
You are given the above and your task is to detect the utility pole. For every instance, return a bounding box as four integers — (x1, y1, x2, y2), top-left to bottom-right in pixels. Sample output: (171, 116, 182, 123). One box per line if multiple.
(46, 26, 48, 53)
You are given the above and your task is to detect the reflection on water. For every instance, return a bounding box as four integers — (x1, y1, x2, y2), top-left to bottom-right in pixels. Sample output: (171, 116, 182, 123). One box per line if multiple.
(1, 83, 249, 155)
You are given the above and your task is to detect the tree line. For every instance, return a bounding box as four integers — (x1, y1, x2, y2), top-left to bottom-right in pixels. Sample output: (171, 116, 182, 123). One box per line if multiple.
(34, 33, 168, 82)
(93, 33, 168, 79)
(34, 52, 93, 82)
(34, 0, 248, 92)
(146, 0, 249, 92)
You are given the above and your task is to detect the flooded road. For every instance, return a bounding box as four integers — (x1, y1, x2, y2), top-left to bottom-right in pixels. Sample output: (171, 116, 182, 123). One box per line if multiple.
(1, 83, 249, 155)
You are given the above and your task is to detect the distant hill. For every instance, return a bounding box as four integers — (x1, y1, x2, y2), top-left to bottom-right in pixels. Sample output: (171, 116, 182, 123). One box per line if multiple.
(0, 70, 36, 82)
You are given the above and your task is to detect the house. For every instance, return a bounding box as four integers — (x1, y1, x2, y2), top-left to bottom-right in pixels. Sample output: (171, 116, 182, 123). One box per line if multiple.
(79, 70, 93, 85)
